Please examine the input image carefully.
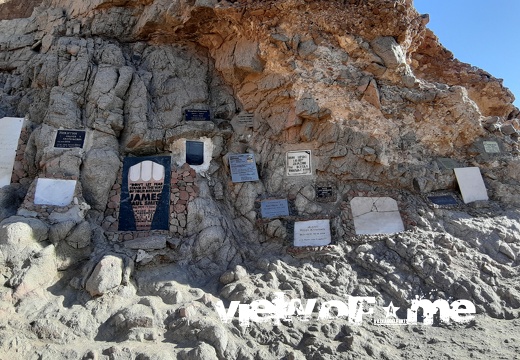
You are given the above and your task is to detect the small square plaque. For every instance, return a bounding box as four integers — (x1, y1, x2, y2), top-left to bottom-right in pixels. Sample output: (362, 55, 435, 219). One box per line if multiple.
(260, 199, 289, 218)
(483, 141, 500, 154)
(229, 154, 259, 182)
(186, 141, 204, 166)
(185, 109, 211, 121)
(437, 158, 460, 170)
(294, 219, 331, 247)
(54, 130, 86, 149)
(286, 150, 312, 176)
(237, 112, 254, 128)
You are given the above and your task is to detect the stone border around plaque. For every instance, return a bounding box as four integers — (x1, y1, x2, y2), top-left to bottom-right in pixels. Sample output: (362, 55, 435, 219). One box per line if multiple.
(424, 192, 462, 209)
(184, 109, 211, 121)
(53, 129, 87, 149)
(286, 150, 312, 176)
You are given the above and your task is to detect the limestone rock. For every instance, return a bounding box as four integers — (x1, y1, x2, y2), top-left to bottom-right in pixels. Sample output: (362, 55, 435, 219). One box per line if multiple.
(85, 255, 123, 296)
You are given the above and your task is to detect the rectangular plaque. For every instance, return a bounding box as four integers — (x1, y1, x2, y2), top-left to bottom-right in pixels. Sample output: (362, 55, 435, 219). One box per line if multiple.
(260, 199, 289, 218)
(34, 178, 77, 206)
(294, 219, 331, 247)
(119, 156, 171, 231)
(351, 197, 405, 235)
(0, 117, 23, 187)
(186, 141, 204, 166)
(454, 167, 488, 204)
(185, 109, 211, 121)
(54, 130, 86, 149)
(286, 150, 312, 176)
(437, 158, 460, 170)
(316, 186, 334, 200)
(229, 154, 259, 182)
(427, 195, 458, 206)
(483, 141, 500, 154)
(237, 112, 254, 127)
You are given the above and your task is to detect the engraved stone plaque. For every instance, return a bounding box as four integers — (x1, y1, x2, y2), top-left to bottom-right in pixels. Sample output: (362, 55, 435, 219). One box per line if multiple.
(454, 167, 488, 204)
(54, 130, 86, 149)
(286, 150, 312, 176)
(0, 117, 23, 187)
(294, 219, 331, 247)
(260, 199, 289, 218)
(351, 197, 405, 235)
(229, 154, 259, 182)
(34, 178, 77, 206)
(482, 141, 500, 154)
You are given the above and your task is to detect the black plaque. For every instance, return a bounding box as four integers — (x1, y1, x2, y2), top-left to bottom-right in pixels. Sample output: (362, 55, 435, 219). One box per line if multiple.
(185, 109, 211, 121)
(316, 186, 334, 199)
(54, 130, 86, 149)
(186, 141, 204, 166)
(427, 195, 458, 206)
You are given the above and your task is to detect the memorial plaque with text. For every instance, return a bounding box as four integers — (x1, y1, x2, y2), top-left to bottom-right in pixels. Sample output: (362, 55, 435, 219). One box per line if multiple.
(119, 156, 171, 231)
(186, 141, 204, 166)
(454, 167, 488, 204)
(185, 109, 211, 121)
(229, 154, 259, 182)
(237, 112, 254, 127)
(0, 117, 23, 187)
(261, 199, 289, 218)
(427, 194, 458, 206)
(286, 150, 312, 176)
(34, 178, 77, 206)
(316, 186, 335, 202)
(54, 130, 86, 149)
(483, 141, 500, 154)
(294, 219, 331, 247)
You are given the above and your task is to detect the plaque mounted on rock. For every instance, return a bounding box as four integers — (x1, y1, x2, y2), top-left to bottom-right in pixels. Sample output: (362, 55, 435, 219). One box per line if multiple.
(229, 153, 259, 182)
(260, 199, 289, 218)
(427, 194, 459, 207)
(119, 156, 171, 231)
(34, 178, 77, 206)
(237, 112, 254, 128)
(186, 141, 204, 166)
(54, 130, 86, 149)
(294, 219, 331, 247)
(0, 117, 23, 187)
(316, 185, 335, 202)
(482, 141, 500, 154)
(286, 150, 312, 176)
(454, 167, 488, 204)
(185, 109, 211, 121)
(437, 158, 460, 170)
(351, 197, 404, 235)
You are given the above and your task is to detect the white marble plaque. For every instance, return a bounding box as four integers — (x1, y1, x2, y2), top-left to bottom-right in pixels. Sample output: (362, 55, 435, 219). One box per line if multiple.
(483, 141, 500, 154)
(294, 219, 331, 247)
(351, 197, 404, 235)
(0, 117, 24, 187)
(454, 167, 488, 203)
(286, 150, 312, 176)
(34, 178, 77, 206)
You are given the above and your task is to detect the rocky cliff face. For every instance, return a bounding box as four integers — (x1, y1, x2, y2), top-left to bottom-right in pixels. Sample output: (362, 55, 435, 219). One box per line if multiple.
(0, 1, 519, 359)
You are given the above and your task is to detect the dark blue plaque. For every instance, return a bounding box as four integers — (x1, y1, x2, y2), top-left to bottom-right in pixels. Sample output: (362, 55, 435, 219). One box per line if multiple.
(229, 154, 259, 182)
(185, 109, 211, 121)
(54, 130, 86, 148)
(427, 195, 458, 206)
(186, 141, 204, 165)
(261, 199, 289, 218)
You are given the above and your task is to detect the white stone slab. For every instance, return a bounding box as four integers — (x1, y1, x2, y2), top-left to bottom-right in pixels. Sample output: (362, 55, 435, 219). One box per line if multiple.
(454, 167, 488, 203)
(351, 197, 404, 235)
(0, 117, 24, 187)
(286, 150, 312, 176)
(294, 219, 331, 247)
(34, 178, 77, 206)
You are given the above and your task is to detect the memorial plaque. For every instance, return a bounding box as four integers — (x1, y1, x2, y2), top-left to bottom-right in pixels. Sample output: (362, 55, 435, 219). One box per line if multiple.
(351, 197, 405, 235)
(34, 178, 77, 206)
(286, 150, 312, 176)
(294, 219, 331, 247)
(316, 186, 335, 201)
(483, 141, 500, 154)
(54, 130, 86, 149)
(186, 141, 204, 166)
(437, 158, 460, 170)
(119, 156, 171, 231)
(427, 194, 458, 206)
(260, 199, 289, 218)
(454, 167, 488, 204)
(237, 112, 254, 127)
(229, 154, 259, 182)
(0, 117, 23, 187)
(185, 109, 211, 121)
